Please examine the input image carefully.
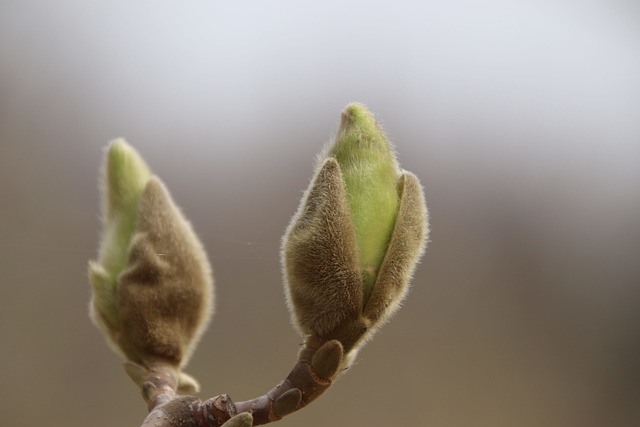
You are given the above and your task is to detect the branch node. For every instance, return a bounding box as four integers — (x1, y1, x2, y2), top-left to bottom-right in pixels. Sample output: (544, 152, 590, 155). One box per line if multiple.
(201, 394, 237, 426)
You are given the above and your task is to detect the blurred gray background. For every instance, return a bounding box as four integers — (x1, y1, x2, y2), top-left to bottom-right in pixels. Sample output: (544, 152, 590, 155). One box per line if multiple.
(1, 1, 639, 426)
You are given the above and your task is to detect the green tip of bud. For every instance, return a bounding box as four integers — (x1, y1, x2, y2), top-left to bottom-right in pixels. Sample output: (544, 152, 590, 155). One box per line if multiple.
(328, 103, 400, 305)
(338, 103, 383, 141)
(100, 139, 152, 275)
(91, 140, 152, 331)
(104, 138, 151, 219)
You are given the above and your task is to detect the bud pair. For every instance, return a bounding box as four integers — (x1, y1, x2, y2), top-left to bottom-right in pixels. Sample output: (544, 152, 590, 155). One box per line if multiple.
(88, 140, 213, 393)
(282, 104, 429, 360)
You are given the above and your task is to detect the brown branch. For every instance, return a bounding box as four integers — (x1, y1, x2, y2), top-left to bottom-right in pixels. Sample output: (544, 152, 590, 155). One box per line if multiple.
(139, 338, 344, 427)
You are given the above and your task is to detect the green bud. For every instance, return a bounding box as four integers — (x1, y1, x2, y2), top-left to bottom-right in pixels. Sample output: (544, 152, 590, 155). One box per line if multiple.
(283, 103, 429, 357)
(328, 103, 400, 305)
(89, 139, 213, 392)
(90, 139, 151, 331)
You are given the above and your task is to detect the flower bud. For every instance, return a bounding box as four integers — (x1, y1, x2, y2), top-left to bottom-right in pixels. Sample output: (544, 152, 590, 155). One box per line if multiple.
(282, 104, 428, 356)
(89, 139, 213, 391)
(328, 104, 400, 305)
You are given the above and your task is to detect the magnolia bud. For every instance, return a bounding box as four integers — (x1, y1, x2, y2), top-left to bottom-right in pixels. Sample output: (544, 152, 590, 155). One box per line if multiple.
(282, 104, 428, 356)
(328, 104, 400, 305)
(88, 139, 213, 392)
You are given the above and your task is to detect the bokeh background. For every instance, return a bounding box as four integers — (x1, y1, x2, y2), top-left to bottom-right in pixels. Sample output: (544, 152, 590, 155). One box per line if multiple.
(1, 1, 639, 426)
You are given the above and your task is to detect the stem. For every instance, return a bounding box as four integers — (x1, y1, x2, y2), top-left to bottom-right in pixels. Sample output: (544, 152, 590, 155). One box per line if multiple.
(139, 338, 344, 427)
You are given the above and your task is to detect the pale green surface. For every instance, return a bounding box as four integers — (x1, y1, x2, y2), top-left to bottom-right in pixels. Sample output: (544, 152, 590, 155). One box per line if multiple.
(91, 139, 151, 327)
(329, 104, 399, 305)
(100, 139, 151, 278)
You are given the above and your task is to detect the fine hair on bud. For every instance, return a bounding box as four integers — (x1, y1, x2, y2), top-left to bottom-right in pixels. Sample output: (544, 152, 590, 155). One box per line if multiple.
(282, 158, 363, 340)
(282, 103, 429, 358)
(88, 140, 214, 390)
(117, 177, 213, 368)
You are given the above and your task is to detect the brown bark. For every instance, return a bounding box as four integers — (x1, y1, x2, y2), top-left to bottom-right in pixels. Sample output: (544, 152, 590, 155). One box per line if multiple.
(139, 339, 344, 427)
